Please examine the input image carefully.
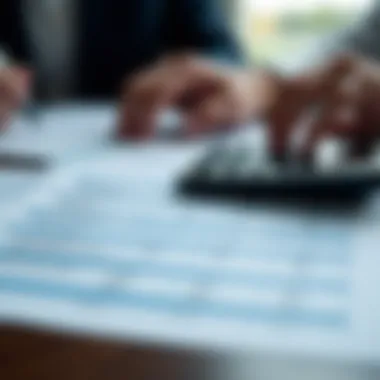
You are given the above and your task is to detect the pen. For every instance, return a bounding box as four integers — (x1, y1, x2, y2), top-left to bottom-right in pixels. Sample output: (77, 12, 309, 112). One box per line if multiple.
(23, 97, 40, 126)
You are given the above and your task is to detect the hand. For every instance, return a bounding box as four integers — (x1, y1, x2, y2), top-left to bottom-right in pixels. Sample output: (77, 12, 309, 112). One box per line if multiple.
(266, 55, 380, 159)
(116, 55, 278, 140)
(0, 66, 31, 130)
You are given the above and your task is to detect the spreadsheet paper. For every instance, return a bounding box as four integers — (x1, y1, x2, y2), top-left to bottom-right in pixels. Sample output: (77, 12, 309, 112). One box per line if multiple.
(0, 106, 379, 365)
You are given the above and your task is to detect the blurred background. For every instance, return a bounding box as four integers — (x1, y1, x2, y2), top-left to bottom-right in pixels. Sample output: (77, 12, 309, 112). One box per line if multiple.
(235, 0, 371, 63)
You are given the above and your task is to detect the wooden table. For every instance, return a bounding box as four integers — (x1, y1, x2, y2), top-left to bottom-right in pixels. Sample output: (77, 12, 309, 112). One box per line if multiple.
(0, 324, 223, 380)
(3, 324, 380, 380)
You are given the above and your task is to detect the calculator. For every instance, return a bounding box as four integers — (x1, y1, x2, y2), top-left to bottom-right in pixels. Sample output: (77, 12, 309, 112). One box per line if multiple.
(178, 126, 380, 201)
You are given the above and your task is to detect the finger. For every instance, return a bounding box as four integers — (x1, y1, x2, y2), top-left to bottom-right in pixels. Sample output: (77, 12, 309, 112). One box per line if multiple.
(119, 70, 164, 140)
(0, 67, 31, 106)
(0, 67, 33, 130)
(185, 94, 231, 137)
(302, 103, 359, 161)
(185, 82, 253, 138)
(354, 72, 380, 140)
(118, 57, 229, 140)
(269, 55, 355, 158)
(302, 53, 357, 95)
(300, 102, 358, 159)
(0, 75, 19, 127)
(347, 78, 378, 158)
(118, 68, 186, 140)
(116, 103, 158, 140)
(267, 80, 314, 159)
(301, 70, 362, 156)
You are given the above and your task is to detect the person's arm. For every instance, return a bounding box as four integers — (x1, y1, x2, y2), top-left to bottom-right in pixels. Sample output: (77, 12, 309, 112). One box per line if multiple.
(163, 0, 243, 64)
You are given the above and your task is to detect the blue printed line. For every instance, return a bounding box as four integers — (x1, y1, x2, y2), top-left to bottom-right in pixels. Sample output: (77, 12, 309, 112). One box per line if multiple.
(0, 275, 346, 328)
(0, 248, 349, 294)
(195, 302, 348, 328)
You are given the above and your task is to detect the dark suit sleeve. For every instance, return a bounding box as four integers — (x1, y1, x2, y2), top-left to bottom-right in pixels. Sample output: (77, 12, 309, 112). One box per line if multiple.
(164, 0, 242, 64)
(0, 1, 31, 62)
(0, 2, 8, 49)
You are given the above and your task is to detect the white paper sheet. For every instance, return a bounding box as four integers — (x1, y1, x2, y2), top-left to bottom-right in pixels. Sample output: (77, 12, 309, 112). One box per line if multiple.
(0, 105, 380, 372)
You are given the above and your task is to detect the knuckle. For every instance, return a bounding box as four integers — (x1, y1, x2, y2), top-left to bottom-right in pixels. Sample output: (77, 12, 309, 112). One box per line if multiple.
(126, 74, 152, 100)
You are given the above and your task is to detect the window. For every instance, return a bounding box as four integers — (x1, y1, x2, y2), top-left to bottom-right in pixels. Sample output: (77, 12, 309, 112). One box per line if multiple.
(237, 0, 373, 64)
